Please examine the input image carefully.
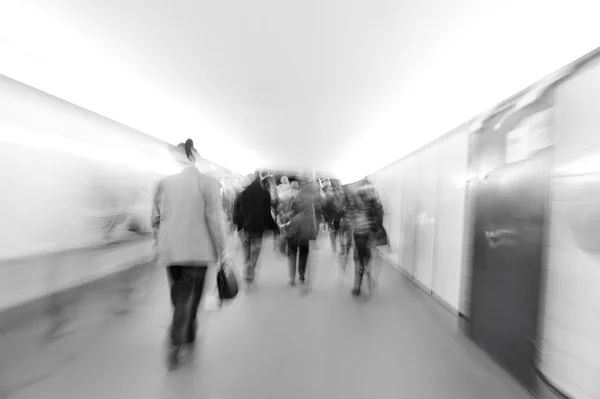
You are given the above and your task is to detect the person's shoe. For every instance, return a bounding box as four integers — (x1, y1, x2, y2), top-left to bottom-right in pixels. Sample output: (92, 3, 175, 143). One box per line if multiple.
(338, 257, 346, 271)
(351, 288, 361, 297)
(186, 331, 197, 345)
(245, 277, 255, 292)
(299, 276, 306, 284)
(166, 346, 180, 371)
(289, 279, 296, 287)
(181, 343, 197, 365)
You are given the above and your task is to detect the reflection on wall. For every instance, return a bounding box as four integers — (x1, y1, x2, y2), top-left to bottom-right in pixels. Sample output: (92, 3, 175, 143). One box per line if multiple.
(539, 56, 600, 399)
(368, 51, 600, 398)
(459, 131, 478, 318)
(0, 75, 178, 260)
(434, 129, 469, 311)
(370, 124, 469, 313)
(414, 145, 439, 291)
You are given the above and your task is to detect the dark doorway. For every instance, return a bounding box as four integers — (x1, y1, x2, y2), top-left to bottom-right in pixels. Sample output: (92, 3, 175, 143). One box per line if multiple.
(468, 93, 553, 392)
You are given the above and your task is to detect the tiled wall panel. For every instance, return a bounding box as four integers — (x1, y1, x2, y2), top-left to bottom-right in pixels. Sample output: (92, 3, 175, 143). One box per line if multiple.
(370, 127, 469, 313)
(434, 129, 469, 311)
(399, 155, 419, 275)
(413, 146, 439, 291)
(540, 57, 600, 398)
(0, 76, 172, 260)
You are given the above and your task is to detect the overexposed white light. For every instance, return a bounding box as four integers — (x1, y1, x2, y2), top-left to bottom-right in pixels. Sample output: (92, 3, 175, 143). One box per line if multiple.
(0, 16, 252, 175)
(556, 155, 600, 177)
(454, 173, 476, 189)
(416, 212, 435, 225)
(0, 128, 181, 176)
(2, 0, 600, 179)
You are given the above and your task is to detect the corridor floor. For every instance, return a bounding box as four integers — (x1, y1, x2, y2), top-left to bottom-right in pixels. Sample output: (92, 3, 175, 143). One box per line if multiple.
(3, 236, 533, 399)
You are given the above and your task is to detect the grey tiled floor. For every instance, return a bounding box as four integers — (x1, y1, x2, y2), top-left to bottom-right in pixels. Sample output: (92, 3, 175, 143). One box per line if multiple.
(3, 237, 533, 399)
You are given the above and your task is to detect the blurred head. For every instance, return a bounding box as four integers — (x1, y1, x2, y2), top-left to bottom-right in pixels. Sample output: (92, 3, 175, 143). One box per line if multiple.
(263, 175, 275, 191)
(179, 138, 197, 165)
(297, 170, 313, 185)
(291, 181, 299, 189)
(280, 176, 289, 185)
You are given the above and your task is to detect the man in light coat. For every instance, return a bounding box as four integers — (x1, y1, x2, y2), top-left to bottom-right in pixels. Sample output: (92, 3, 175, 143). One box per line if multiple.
(153, 139, 227, 370)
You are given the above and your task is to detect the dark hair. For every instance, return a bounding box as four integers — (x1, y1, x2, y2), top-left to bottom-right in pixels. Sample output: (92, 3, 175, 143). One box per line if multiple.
(184, 139, 195, 160)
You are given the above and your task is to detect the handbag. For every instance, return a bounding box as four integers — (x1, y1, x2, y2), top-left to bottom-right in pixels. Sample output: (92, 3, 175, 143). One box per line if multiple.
(216, 259, 239, 302)
(374, 225, 388, 247)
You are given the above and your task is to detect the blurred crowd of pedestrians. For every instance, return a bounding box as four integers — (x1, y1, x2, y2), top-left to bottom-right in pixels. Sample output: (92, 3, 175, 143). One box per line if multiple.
(152, 139, 386, 370)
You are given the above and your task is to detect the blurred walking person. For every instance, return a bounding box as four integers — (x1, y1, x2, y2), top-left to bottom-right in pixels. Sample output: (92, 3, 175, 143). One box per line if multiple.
(283, 174, 321, 291)
(277, 176, 291, 199)
(264, 175, 281, 252)
(278, 180, 300, 282)
(237, 170, 276, 286)
(220, 180, 235, 233)
(347, 179, 384, 296)
(322, 185, 341, 252)
(152, 139, 228, 370)
(337, 187, 353, 274)
(275, 176, 293, 254)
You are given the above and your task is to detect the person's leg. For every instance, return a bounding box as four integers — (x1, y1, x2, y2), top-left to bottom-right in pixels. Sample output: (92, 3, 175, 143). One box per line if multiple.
(247, 232, 263, 283)
(273, 228, 280, 251)
(279, 233, 287, 254)
(166, 266, 180, 306)
(334, 221, 340, 250)
(364, 244, 375, 289)
(242, 231, 252, 281)
(298, 239, 310, 283)
(167, 265, 193, 368)
(329, 224, 336, 252)
(338, 232, 348, 272)
(287, 236, 298, 285)
(170, 267, 193, 346)
(364, 244, 372, 268)
(352, 235, 368, 295)
(186, 266, 208, 345)
(340, 229, 352, 271)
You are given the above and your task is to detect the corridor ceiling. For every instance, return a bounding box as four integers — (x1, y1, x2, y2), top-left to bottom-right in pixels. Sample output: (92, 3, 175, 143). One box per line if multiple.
(0, 0, 598, 182)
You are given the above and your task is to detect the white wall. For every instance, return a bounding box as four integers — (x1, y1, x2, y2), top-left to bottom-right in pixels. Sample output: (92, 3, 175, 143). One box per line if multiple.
(371, 164, 404, 267)
(538, 57, 600, 399)
(0, 76, 173, 260)
(0, 74, 241, 310)
(370, 126, 469, 313)
(457, 130, 478, 318)
(0, 239, 155, 311)
(369, 52, 600, 399)
(414, 146, 439, 291)
(400, 155, 419, 276)
(434, 129, 469, 311)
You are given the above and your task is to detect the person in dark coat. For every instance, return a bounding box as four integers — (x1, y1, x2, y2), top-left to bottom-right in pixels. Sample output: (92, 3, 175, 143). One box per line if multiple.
(322, 185, 341, 252)
(236, 170, 276, 285)
(284, 173, 321, 289)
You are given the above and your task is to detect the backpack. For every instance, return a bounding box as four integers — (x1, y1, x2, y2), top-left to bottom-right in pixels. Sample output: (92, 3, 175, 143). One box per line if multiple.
(280, 192, 300, 237)
(364, 191, 387, 246)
